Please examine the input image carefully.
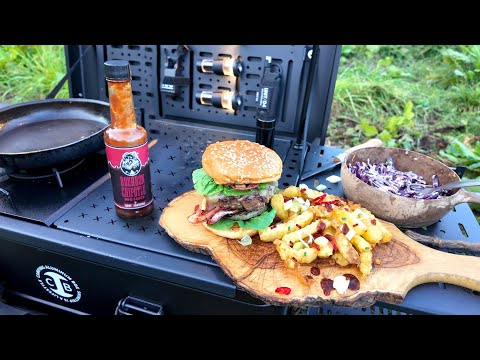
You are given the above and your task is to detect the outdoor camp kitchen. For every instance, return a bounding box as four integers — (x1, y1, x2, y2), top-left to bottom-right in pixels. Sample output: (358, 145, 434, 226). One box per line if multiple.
(0, 45, 479, 315)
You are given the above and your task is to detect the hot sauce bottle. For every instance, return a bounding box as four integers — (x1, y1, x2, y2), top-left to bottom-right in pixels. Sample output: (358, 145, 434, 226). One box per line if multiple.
(104, 60, 154, 218)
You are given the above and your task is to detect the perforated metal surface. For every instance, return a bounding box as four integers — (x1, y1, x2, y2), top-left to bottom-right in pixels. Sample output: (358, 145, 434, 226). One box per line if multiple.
(55, 120, 302, 266)
(160, 45, 307, 134)
(105, 45, 160, 127)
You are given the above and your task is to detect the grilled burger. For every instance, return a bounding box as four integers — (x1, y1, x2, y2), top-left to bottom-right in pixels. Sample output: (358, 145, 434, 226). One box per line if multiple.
(188, 140, 283, 239)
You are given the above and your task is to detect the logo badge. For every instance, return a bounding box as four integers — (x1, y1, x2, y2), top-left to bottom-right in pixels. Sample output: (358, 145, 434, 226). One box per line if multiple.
(36, 265, 81, 303)
(120, 151, 142, 176)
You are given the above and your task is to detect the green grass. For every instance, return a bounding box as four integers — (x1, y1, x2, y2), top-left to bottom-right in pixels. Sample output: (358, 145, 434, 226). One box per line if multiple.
(328, 45, 480, 223)
(0, 45, 68, 103)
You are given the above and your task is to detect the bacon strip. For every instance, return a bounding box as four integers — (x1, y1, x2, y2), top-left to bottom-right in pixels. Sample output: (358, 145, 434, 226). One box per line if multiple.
(227, 183, 260, 190)
(207, 209, 239, 224)
(188, 206, 221, 223)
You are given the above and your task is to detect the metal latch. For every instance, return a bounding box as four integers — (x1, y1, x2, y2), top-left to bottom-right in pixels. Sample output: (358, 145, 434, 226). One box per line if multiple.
(160, 45, 190, 97)
(115, 296, 165, 315)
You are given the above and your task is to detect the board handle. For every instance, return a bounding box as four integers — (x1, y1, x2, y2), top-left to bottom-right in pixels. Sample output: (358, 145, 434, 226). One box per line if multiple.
(421, 251, 480, 292)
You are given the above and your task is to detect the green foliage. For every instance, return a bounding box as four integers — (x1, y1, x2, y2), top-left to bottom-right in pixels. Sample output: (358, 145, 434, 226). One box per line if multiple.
(358, 102, 416, 148)
(440, 138, 480, 174)
(436, 46, 480, 86)
(0, 45, 68, 103)
(330, 45, 480, 222)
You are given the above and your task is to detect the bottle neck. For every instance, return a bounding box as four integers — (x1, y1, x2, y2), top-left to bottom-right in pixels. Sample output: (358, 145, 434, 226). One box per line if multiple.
(107, 80, 137, 129)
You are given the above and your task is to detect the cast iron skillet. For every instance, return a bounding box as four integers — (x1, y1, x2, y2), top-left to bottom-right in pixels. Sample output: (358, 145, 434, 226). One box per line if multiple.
(0, 98, 110, 171)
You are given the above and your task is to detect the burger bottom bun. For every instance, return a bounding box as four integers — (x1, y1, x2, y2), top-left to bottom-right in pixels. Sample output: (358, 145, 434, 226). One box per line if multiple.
(202, 222, 258, 239)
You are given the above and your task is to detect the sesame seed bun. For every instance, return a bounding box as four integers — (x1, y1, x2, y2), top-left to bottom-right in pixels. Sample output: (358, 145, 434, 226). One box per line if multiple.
(202, 140, 283, 185)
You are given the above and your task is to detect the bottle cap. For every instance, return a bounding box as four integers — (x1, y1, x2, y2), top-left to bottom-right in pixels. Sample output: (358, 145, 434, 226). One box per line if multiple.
(104, 60, 131, 81)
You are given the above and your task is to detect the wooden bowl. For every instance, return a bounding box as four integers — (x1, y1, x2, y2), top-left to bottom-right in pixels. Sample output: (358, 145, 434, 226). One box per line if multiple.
(340, 147, 480, 228)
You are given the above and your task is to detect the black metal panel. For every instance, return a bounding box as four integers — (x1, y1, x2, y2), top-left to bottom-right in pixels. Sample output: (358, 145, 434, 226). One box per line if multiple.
(0, 236, 286, 314)
(0, 214, 237, 299)
(55, 120, 303, 266)
(160, 45, 307, 135)
(105, 45, 161, 128)
(69, 45, 341, 144)
(0, 153, 108, 225)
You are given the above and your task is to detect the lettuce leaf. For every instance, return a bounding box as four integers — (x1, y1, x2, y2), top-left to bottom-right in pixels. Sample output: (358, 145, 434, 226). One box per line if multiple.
(192, 168, 223, 195)
(207, 207, 276, 231)
(192, 168, 254, 196)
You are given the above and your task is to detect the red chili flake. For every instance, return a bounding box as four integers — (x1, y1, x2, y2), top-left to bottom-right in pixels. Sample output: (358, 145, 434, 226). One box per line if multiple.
(275, 287, 291, 295)
(300, 187, 307, 193)
(283, 197, 292, 202)
(289, 241, 294, 247)
(270, 224, 277, 229)
(305, 275, 314, 281)
(317, 221, 326, 232)
(292, 257, 298, 263)
(321, 200, 338, 205)
(295, 224, 302, 229)
(312, 194, 327, 204)
(325, 204, 333, 212)
(344, 207, 349, 211)
(312, 243, 321, 251)
(341, 223, 349, 235)
(371, 219, 377, 225)
(353, 223, 359, 227)
(310, 266, 320, 276)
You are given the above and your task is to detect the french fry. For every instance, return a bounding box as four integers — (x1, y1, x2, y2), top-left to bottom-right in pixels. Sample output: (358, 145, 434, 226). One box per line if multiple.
(270, 194, 288, 221)
(274, 239, 318, 268)
(362, 220, 383, 244)
(282, 185, 302, 198)
(359, 251, 373, 277)
(314, 236, 334, 258)
(332, 252, 349, 266)
(350, 234, 372, 253)
(333, 208, 367, 236)
(376, 219, 393, 243)
(334, 229, 360, 265)
(259, 210, 314, 242)
(281, 219, 327, 244)
(267, 184, 393, 279)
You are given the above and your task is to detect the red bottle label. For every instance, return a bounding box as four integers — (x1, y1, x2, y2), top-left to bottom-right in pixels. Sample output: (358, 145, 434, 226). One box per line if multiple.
(105, 142, 153, 210)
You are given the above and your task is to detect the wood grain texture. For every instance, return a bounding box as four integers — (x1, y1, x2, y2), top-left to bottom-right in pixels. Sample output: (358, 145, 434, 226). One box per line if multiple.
(159, 191, 480, 308)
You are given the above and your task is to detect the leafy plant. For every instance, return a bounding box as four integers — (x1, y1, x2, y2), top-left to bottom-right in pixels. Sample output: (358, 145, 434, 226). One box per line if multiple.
(439, 137, 480, 174)
(360, 101, 416, 148)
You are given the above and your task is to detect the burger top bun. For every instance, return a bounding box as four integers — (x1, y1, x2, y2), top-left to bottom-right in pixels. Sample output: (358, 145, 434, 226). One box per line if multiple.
(202, 140, 283, 185)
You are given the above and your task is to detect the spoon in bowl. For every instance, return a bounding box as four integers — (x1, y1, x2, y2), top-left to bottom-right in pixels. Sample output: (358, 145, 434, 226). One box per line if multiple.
(414, 179, 480, 198)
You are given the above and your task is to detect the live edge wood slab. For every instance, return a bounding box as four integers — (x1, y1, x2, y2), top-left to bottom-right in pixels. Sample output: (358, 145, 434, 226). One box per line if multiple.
(159, 191, 480, 308)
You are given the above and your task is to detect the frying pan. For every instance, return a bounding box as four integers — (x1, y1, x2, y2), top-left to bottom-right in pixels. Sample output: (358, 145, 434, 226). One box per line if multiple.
(340, 147, 480, 228)
(0, 98, 110, 171)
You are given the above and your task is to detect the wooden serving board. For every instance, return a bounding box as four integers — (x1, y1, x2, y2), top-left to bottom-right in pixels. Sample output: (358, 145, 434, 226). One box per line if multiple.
(159, 191, 480, 308)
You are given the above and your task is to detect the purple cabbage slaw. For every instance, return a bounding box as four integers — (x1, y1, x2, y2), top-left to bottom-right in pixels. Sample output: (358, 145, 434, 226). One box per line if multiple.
(347, 156, 452, 200)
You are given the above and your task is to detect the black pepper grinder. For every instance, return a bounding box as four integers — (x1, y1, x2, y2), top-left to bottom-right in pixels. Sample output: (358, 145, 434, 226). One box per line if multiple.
(255, 56, 283, 149)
